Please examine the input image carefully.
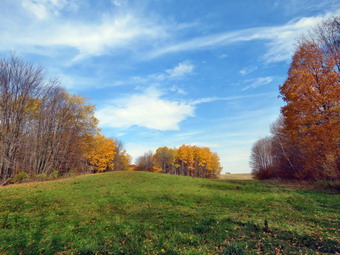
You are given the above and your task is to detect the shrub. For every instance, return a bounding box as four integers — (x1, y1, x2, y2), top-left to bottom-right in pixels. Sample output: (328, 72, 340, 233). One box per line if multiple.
(316, 180, 340, 193)
(11, 171, 29, 183)
(35, 173, 48, 181)
(48, 170, 59, 180)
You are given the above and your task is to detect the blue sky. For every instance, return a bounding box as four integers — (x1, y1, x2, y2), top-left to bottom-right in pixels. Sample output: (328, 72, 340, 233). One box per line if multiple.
(1, 0, 339, 173)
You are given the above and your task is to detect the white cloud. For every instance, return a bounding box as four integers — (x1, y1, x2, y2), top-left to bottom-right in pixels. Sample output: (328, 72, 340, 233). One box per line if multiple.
(112, 0, 124, 7)
(170, 85, 186, 95)
(96, 87, 194, 131)
(146, 12, 339, 63)
(189, 92, 276, 105)
(1, 1, 169, 60)
(4, 1, 338, 63)
(242, 77, 274, 91)
(240, 66, 258, 75)
(96, 90, 276, 132)
(218, 54, 228, 59)
(22, 0, 49, 20)
(166, 62, 194, 78)
(21, 0, 76, 20)
(50, 15, 166, 60)
(135, 61, 194, 83)
(276, 0, 340, 16)
(108, 61, 194, 90)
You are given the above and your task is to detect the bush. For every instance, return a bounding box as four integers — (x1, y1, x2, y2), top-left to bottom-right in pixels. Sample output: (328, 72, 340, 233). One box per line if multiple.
(253, 167, 274, 180)
(11, 171, 29, 183)
(35, 173, 48, 181)
(49, 170, 59, 180)
(316, 180, 340, 193)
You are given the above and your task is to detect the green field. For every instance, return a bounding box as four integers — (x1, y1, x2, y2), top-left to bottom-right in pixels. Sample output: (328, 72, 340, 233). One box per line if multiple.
(0, 172, 339, 254)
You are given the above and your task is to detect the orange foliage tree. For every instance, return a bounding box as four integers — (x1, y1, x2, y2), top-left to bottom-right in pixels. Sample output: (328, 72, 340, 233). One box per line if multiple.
(250, 17, 339, 180)
(279, 38, 339, 179)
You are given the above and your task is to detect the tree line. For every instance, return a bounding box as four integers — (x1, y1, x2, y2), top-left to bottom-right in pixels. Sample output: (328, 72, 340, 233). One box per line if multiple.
(0, 55, 131, 184)
(136, 145, 223, 178)
(250, 17, 339, 181)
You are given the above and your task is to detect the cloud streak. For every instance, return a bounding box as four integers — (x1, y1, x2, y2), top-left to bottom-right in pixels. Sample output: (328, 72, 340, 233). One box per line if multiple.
(1, 1, 338, 64)
(241, 77, 275, 91)
(145, 12, 339, 62)
(1, 0, 169, 60)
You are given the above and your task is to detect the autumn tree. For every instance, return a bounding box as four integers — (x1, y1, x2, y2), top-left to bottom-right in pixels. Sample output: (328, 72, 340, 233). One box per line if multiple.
(176, 145, 194, 176)
(0, 55, 124, 183)
(279, 16, 340, 180)
(148, 145, 222, 178)
(82, 134, 115, 172)
(136, 151, 154, 171)
(0, 55, 45, 180)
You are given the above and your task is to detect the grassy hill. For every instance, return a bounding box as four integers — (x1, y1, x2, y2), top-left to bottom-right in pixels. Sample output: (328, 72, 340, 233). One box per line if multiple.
(0, 171, 339, 254)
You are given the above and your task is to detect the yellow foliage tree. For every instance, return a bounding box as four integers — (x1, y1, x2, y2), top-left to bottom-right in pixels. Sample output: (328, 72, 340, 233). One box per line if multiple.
(85, 134, 116, 172)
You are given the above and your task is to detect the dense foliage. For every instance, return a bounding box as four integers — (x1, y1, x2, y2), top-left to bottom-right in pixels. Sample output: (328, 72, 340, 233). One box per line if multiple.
(251, 17, 340, 181)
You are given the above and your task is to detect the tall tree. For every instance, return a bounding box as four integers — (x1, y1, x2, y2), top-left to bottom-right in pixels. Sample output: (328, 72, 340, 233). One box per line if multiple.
(279, 16, 340, 180)
(0, 55, 106, 182)
(0, 55, 48, 180)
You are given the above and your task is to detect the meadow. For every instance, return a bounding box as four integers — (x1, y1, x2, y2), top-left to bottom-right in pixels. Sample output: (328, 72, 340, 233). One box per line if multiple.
(0, 171, 339, 254)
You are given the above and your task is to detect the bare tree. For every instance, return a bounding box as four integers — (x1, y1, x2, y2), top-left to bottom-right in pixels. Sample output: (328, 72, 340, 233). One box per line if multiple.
(303, 16, 340, 71)
(0, 55, 46, 180)
(0, 55, 99, 182)
(136, 151, 154, 171)
(250, 137, 274, 179)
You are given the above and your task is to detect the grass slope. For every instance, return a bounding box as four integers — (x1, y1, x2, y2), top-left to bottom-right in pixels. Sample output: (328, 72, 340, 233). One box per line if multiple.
(0, 172, 339, 254)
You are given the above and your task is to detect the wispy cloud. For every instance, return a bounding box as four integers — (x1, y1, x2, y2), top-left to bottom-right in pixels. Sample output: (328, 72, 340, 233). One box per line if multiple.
(240, 66, 257, 75)
(105, 61, 194, 91)
(22, 0, 77, 20)
(2, 1, 338, 64)
(190, 92, 276, 105)
(1, 0, 169, 60)
(170, 85, 186, 95)
(276, 0, 340, 16)
(241, 77, 275, 91)
(166, 61, 194, 78)
(133, 61, 194, 83)
(145, 12, 339, 62)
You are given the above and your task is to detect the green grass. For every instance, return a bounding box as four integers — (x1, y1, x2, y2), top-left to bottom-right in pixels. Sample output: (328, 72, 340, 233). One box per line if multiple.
(0, 171, 339, 254)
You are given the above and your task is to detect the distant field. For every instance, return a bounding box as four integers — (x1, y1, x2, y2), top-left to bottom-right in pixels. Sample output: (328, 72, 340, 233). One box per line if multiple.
(218, 173, 254, 180)
(0, 171, 339, 254)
